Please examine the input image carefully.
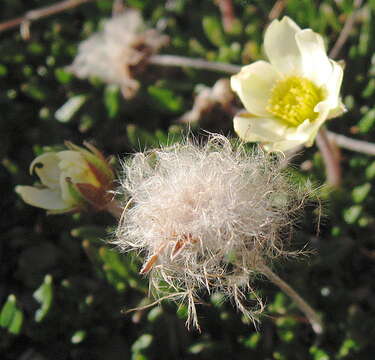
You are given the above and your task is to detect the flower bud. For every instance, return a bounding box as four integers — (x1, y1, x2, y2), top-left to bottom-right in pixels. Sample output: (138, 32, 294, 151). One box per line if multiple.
(15, 142, 115, 214)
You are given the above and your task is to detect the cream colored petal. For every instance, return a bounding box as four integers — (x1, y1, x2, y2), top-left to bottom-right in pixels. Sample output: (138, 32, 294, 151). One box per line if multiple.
(264, 16, 303, 74)
(295, 29, 332, 86)
(30, 153, 61, 189)
(230, 61, 280, 117)
(324, 60, 344, 107)
(15, 186, 69, 210)
(233, 112, 288, 143)
(327, 100, 346, 119)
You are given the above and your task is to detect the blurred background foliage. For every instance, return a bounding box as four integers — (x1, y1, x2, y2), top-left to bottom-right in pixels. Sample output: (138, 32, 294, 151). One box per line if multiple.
(1, 0, 375, 359)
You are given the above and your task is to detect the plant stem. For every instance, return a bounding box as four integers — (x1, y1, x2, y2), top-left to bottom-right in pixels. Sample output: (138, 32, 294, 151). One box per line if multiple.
(316, 128, 342, 187)
(329, 0, 363, 59)
(326, 131, 375, 156)
(0, 0, 96, 36)
(148, 54, 242, 74)
(260, 264, 323, 335)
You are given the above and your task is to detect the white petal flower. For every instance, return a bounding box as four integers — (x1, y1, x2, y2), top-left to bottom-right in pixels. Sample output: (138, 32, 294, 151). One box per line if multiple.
(231, 16, 345, 152)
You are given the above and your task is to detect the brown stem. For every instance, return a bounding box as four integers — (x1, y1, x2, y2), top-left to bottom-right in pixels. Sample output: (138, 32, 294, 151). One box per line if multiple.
(216, 0, 236, 33)
(329, 0, 363, 59)
(269, 0, 286, 21)
(316, 128, 342, 187)
(260, 264, 323, 335)
(0, 0, 96, 35)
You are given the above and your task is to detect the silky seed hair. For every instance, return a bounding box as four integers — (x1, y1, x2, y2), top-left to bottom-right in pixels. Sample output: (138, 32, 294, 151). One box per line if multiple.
(115, 135, 311, 329)
(68, 9, 168, 98)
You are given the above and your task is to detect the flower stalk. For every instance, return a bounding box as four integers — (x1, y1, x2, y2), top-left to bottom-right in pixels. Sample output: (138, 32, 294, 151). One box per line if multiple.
(259, 264, 323, 335)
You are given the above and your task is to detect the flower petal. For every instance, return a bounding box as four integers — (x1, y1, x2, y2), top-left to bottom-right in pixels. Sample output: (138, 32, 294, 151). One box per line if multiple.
(30, 153, 61, 189)
(234, 112, 328, 152)
(264, 16, 303, 74)
(15, 185, 69, 211)
(295, 29, 332, 86)
(230, 61, 280, 117)
(233, 112, 288, 143)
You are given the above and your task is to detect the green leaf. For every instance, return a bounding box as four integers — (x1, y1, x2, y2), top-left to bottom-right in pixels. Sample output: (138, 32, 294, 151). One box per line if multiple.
(310, 346, 330, 360)
(55, 68, 73, 84)
(147, 85, 184, 113)
(352, 183, 371, 203)
(33, 274, 53, 322)
(0, 295, 23, 335)
(104, 85, 120, 118)
(202, 16, 226, 47)
(0, 294, 17, 328)
(71, 330, 87, 344)
(131, 334, 153, 353)
(8, 310, 23, 335)
(343, 205, 362, 224)
(358, 108, 375, 134)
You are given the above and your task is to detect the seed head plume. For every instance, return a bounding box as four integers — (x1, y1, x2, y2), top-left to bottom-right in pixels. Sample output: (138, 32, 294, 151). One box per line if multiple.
(115, 135, 312, 329)
(68, 9, 168, 98)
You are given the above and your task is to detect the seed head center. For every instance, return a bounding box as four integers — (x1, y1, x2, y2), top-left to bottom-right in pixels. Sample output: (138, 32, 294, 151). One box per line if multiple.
(267, 76, 324, 127)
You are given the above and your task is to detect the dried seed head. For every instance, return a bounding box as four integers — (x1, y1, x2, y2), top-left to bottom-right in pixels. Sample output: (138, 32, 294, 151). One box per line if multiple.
(68, 9, 168, 98)
(115, 135, 311, 329)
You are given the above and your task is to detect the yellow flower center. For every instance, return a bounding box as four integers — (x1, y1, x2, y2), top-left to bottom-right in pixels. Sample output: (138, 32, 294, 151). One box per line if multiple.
(267, 76, 324, 127)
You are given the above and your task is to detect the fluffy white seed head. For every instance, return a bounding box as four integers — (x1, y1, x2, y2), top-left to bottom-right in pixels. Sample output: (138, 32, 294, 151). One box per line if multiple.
(69, 9, 168, 98)
(115, 135, 311, 328)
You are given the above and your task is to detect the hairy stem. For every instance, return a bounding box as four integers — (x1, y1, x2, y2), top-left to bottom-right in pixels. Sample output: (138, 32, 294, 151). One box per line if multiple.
(260, 264, 323, 335)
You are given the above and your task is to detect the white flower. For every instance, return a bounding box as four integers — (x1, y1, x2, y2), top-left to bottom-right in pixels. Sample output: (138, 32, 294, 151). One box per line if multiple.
(16, 143, 114, 213)
(115, 135, 310, 329)
(231, 16, 345, 152)
(69, 9, 168, 99)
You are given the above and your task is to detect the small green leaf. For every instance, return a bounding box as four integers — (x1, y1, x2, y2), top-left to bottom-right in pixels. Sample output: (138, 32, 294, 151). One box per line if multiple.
(147, 86, 183, 113)
(310, 346, 330, 360)
(55, 68, 73, 84)
(0, 294, 17, 328)
(131, 334, 153, 353)
(358, 108, 375, 134)
(202, 16, 226, 47)
(104, 85, 120, 118)
(343, 205, 362, 224)
(8, 310, 23, 335)
(33, 274, 53, 322)
(352, 183, 371, 203)
(71, 330, 86, 344)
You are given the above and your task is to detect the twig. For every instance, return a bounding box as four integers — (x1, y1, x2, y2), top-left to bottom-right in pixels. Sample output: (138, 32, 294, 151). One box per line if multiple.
(326, 131, 375, 156)
(148, 54, 242, 74)
(329, 0, 363, 59)
(269, 0, 286, 21)
(316, 128, 342, 187)
(216, 0, 236, 33)
(260, 264, 323, 335)
(0, 0, 96, 36)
